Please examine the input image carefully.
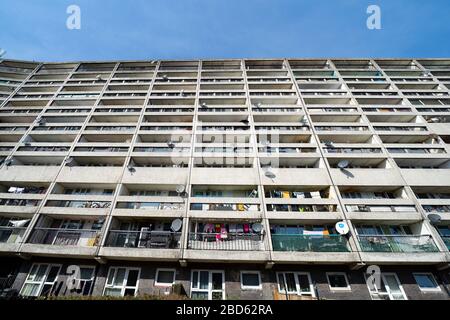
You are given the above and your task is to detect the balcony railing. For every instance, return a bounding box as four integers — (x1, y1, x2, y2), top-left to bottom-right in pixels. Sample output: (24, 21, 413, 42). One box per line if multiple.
(440, 236, 450, 250)
(271, 234, 349, 252)
(105, 230, 181, 249)
(357, 235, 439, 253)
(188, 232, 264, 251)
(0, 226, 27, 244)
(28, 228, 101, 246)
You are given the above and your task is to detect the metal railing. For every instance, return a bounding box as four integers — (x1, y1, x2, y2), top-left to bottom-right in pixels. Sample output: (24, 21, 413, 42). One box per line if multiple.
(440, 236, 450, 250)
(105, 230, 181, 249)
(28, 228, 101, 247)
(188, 232, 264, 251)
(357, 235, 439, 253)
(0, 227, 27, 244)
(271, 234, 349, 252)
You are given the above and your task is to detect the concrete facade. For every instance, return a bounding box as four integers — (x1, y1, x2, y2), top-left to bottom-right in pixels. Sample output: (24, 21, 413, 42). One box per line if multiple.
(0, 58, 449, 300)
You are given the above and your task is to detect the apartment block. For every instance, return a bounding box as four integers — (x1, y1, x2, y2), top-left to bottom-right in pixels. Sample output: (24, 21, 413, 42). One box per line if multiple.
(0, 58, 449, 300)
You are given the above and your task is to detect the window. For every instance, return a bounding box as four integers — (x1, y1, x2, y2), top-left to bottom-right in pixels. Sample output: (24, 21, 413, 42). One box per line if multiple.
(240, 271, 262, 290)
(191, 270, 225, 300)
(20, 264, 61, 297)
(75, 266, 95, 295)
(103, 267, 140, 297)
(276, 272, 315, 297)
(413, 273, 441, 292)
(326, 272, 350, 291)
(365, 272, 407, 300)
(155, 269, 176, 287)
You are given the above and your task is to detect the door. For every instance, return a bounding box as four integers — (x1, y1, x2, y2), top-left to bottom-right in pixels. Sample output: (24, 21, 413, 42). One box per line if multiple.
(382, 273, 407, 300)
(191, 270, 225, 300)
(366, 272, 407, 300)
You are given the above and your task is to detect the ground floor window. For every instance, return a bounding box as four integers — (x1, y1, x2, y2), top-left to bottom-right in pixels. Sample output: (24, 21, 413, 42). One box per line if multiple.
(66, 266, 96, 295)
(413, 273, 441, 292)
(326, 272, 350, 291)
(366, 272, 407, 300)
(276, 272, 315, 297)
(103, 267, 140, 297)
(191, 270, 225, 300)
(155, 268, 176, 287)
(20, 263, 61, 297)
(240, 271, 262, 290)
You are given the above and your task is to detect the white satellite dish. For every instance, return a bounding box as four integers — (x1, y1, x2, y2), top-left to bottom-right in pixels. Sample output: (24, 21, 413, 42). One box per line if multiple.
(252, 223, 263, 233)
(176, 185, 186, 194)
(167, 141, 175, 148)
(265, 171, 276, 179)
(428, 214, 442, 225)
(171, 219, 182, 232)
(337, 160, 349, 169)
(9, 219, 30, 228)
(65, 157, 75, 167)
(335, 221, 350, 235)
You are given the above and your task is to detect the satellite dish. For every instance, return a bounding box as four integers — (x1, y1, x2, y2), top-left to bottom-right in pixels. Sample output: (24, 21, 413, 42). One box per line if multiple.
(337, 160, 349, 169)
(167, 141, 175, 148)
(429, 117, 440, 123)
(65, 157, 75, 167)
(252, 223, 263, 233)
(5, 159, 13, 166)
(162, 74, 168, 81)
(428, 213, 442, 225)
(240, 119, 249, 125)
(0, 49, 6, 58)
(335, 221, 350, 235)
(200, 102, 208, 109)
(96, 75, 103, 81)
(151, 60, 157, 64)
(176, 185, 186, 194)
(180, 90, 185, 96)
(171, 219, 182, 232)
(255, 102, 262, 108)
(265, 171, 276, 179)
(127, 164, 136, 173)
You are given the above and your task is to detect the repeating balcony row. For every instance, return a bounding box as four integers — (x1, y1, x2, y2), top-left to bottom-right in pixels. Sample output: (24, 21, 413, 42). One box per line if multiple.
(1, 217, 448, 256)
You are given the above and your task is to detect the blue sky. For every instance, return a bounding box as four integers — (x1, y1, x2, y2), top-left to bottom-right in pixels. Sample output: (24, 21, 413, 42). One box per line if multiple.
(0, 0, 449, 61)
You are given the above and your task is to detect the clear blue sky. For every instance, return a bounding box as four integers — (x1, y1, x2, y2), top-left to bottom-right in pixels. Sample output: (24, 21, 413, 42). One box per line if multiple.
(1, 0, 449, 62)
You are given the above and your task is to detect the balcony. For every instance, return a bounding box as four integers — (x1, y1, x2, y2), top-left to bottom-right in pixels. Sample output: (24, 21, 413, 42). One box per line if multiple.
(358, 234, 438, 253)
(114, 201, 185, 218)
(0, 226, 27, 252)
(184, 221, 268, 262)
(22, 227, 100, 257)
(100, 229, 182, 261)
(271, 234, 349, 252)
(441, 236, 450, 250)
(270, 233, 357, 264)
(357, 234, 446, 265)
(105, 230, 181, 249)
(42, 199, 111, 216)
(188, 232, 263, 251)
